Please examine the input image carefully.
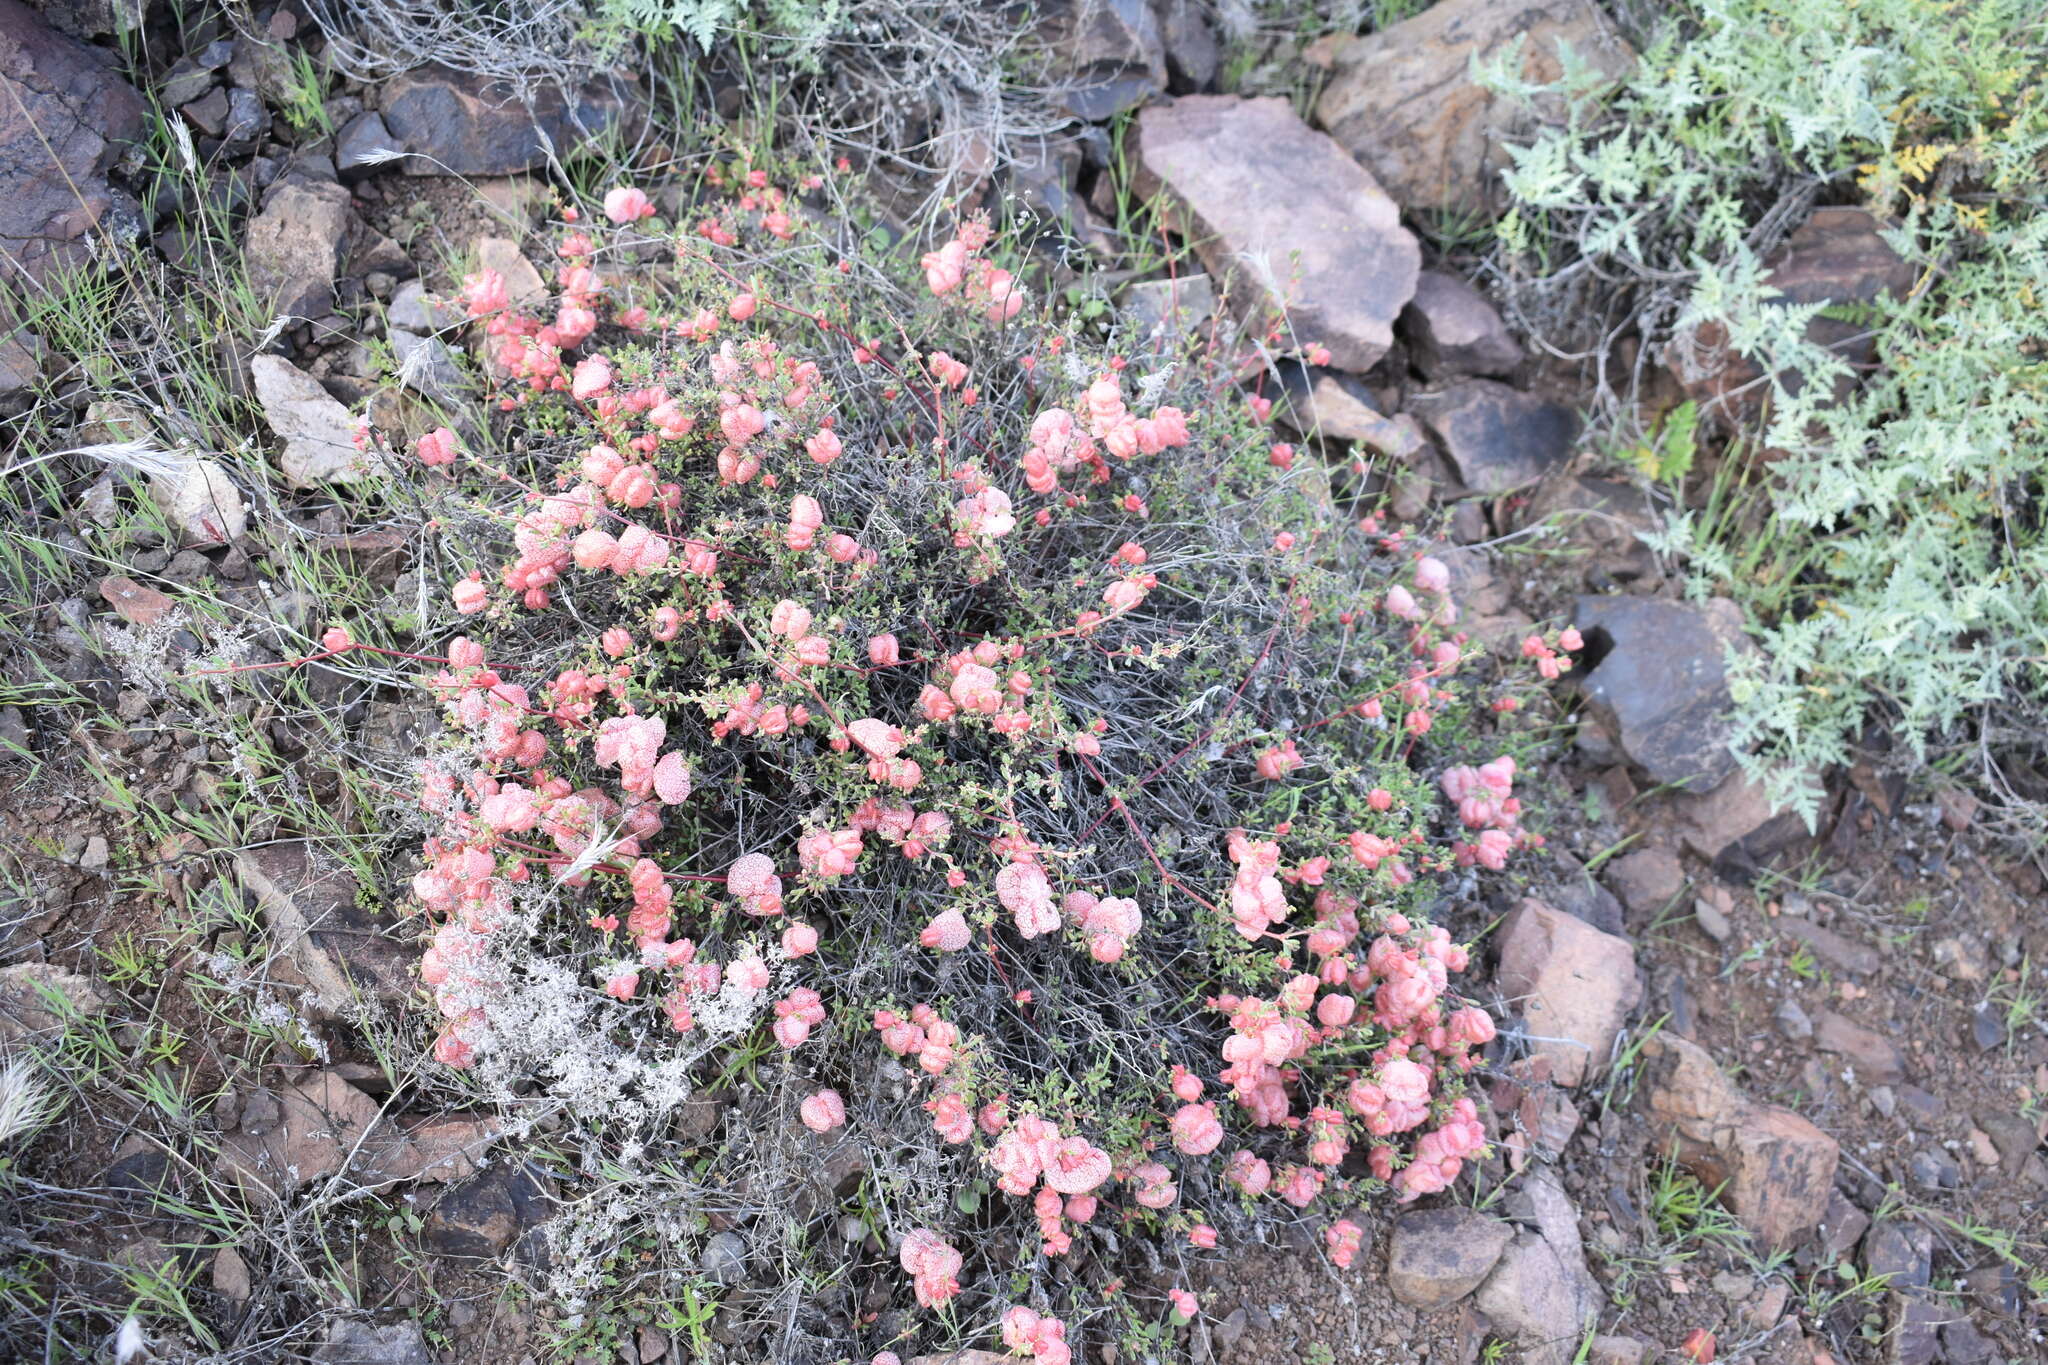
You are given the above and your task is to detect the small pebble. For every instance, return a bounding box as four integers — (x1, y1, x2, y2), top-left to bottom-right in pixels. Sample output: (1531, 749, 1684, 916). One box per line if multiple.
(1970, 1003, 2003, 1052)
(1774, 999, 1813, 1040)
(1693, 897, 1732, 943)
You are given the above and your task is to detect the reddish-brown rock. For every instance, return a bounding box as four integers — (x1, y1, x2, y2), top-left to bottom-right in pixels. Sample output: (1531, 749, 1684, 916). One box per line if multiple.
(236, 841, 414, 1013)
(1135, 96, 1419, 373)
(1643, 1033, 1840, 1251)
(0, 0, 147, 287)
(216, 1069, 501, 1199)
(1314, 0, 1634, 217)
(1673, 768, 1809, 863)
(1604, 845, 1687, 918)
(1495, 898, 1641, 1087)
(1388, 1206, 1513, 1307)
(1402, 270, 1523, 380)
(1814, 1009, 1906, 1084)
(99, 574, 175, 627)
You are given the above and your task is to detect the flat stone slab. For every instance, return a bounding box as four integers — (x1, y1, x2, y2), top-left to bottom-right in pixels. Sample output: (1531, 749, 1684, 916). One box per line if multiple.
(1135, 95, 1419, 373)
(251, 355, 382, 488)
(1409, 379, 1578, 495)
(1574, 595, 1754, 789)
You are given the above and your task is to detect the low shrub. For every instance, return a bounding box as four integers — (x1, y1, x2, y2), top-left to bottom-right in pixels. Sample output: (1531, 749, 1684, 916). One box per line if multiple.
(1484, 0, 2048, 832)
(356, 155, 1574, 1354)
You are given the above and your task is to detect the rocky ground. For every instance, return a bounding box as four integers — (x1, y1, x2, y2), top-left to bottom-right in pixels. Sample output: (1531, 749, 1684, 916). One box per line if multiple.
(0, 1, 2042, 1363)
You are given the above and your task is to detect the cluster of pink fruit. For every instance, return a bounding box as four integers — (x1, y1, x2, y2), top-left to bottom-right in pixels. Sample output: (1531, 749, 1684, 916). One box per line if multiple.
(388, 168, 1590, 1364)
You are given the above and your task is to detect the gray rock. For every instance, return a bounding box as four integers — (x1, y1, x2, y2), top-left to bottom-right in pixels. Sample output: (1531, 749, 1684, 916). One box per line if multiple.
(1693, 896, 1733, 944)
(211, 1246, 252, 1301)
(1939, 1317, 1996, 1364)
(1819, 1191, 1869, 1260)
(1710, 1268, 1753, 1299)
(1573, 595, 1753, 789)
(227, 30, 299, 106)
(1970, 1002, 2003, 1052)
(1122, 273, 1215, 348)
(1402, 271, 1522, 379)
(378, 64, 626, 176)
(32, 0, 146, 40)
(1, 325, 45, 399)
(387, 279, 463, 334)
(1585, 1338, 1645, 1365)
(792, 1135, 867, 1222)
(313, 1319, 431, 1365)
(1929, 933, 1990, 983)
(150, 458, 247, 547)
(157, 57, 218, 108)
(0, 0, 149, 288)
(1895, 1084, 1940, 1122)
(1134, 96, 1418, 374)
(425, 1162, 552, 1259)
(1907, 1149, 1958, 1190)
(235, 841, 413, 1011)
(1776, 917, 1881, 974)
(1602, 846, 1685, 917)
(250, 354, 379, 488)
(105, 1144, 171, 1197)
(1159, 0, 1220, 91)
(1409, 379, 1578, 495)
(336, 111, 397, 175)
(1864, 1222, 1939, 1365)
(389, 328, 467, 406)
(348, 227, 412, 283)
(1975, 1110, 2040, 1172)
(1774, 999, 1813, 1040)
(1386, 1206, 1513, 1308)
(245, 176, 353, 320)
(1519, 475, 1662, 585)
(1544, 851, 1627, 938)
(1513, 1168, 1601, 1307)
(1473, 1230, 1596, 1365)
(1274, 365, 1432, 460)
(1007, 135, 1115, 257)
(0, 962, 112, 1042)
(1044, 0, 1165, 119)
(700, 1230, 747, 1285)
(222, 87, 269, 147)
